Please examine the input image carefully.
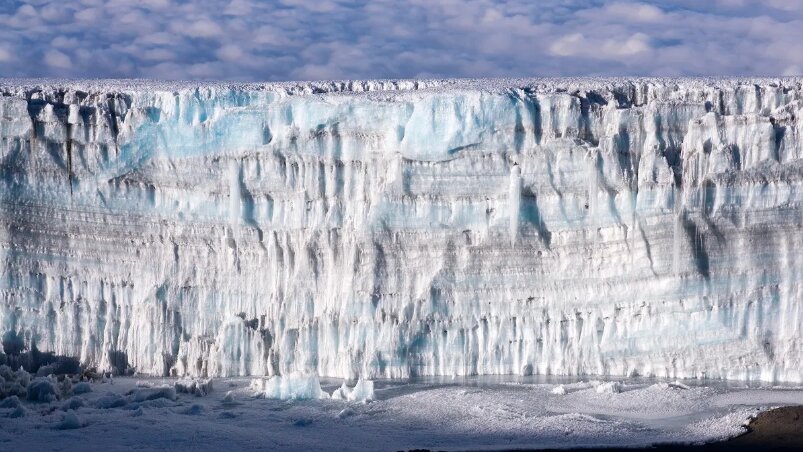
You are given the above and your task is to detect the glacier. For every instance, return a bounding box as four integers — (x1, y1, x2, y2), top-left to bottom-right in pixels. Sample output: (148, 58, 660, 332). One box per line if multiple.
(0, 77, 802, 383)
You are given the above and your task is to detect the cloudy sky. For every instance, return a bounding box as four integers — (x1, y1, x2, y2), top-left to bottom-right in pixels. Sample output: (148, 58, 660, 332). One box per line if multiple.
(1, 0, 802, 81)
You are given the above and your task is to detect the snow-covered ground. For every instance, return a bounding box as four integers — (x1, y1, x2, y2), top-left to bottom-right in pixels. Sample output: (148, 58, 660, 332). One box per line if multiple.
(2, 375, 803, 451)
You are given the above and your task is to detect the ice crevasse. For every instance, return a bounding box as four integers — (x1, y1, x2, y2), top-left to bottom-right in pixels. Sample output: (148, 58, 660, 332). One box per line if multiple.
(0, 77, 802, 383)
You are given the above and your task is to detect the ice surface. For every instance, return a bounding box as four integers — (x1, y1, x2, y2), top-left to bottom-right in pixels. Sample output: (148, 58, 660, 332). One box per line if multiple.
(0, 78, 803, 383)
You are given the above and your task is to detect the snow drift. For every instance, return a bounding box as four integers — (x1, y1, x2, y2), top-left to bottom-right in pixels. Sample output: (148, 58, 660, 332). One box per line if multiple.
(0, 78, 802, 382)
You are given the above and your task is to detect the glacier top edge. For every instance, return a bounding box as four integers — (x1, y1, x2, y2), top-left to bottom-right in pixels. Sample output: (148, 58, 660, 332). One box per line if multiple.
(2, 76, 803, 98)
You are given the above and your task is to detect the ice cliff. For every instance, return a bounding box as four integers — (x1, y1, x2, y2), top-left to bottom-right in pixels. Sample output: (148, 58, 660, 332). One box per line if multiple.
(1, 78, 802, 382)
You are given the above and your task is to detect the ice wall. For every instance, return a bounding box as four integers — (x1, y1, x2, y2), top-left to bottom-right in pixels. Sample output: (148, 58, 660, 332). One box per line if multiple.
(1, 78, 802, 382)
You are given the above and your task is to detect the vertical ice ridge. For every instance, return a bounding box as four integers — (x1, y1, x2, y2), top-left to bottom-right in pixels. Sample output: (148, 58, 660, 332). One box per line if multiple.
(509, 164, 521, 245)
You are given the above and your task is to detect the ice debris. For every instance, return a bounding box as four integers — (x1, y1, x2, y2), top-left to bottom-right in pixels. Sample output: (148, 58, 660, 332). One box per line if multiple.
(130, 386, 177, 402)
(223, 391, 235, 403)
(0, 395, 20, 408)
(27, 377, 58, 403)
(595, 382, 623, 394)
(72, 382, 92, 395)
(94, 392, 127, 409)
(175, 378, 213, 396)
(181, 404, 204, 416)
(61, 396, 85, 411)
(551, 385, 568, 395)
(0, 366, 30, 400)
(655, 380, 691, 390)
(331, 379, 375, 402)
(56, 412, 83, 430)
(251, 373, 329, 400)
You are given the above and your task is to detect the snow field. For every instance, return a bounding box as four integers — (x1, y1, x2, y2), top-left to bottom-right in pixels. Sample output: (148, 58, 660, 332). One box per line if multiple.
(2, 375, 802, 450)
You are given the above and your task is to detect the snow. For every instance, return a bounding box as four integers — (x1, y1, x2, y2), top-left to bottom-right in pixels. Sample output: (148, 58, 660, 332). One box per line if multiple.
(1, 375, 802, 450)
(1, 77, 803, 385)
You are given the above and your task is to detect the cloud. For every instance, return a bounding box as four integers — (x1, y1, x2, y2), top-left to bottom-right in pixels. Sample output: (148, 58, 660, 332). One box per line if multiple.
(216, 44, 244, 62)
(766, 0, 803, 11)
(600, 2, 666, 21)
(550, 32, 652, 59)
(175, 19, 225, 38)
(225, 0, 253, 16)
(16, 4, 37, 16)
(550, 33, 586, 57)
(44, 49, 71, 68)
(784, 65, 802, 76)
(1, 0, 803, 80)
(74, 7, 102, 22)
(0, 46, 12, 62)
(139, 0, 172, 10)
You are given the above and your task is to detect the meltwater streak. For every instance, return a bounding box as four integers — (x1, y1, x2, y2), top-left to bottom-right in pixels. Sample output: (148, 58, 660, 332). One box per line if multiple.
(0, 78, 802, 383)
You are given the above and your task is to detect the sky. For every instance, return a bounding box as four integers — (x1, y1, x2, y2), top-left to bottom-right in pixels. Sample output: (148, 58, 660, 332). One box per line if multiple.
(1, 0, 803, 81)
